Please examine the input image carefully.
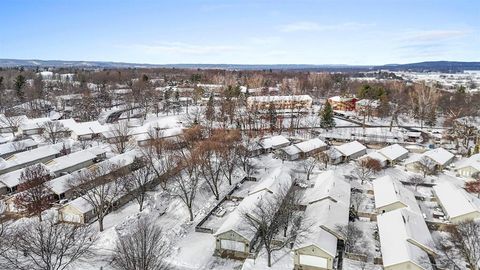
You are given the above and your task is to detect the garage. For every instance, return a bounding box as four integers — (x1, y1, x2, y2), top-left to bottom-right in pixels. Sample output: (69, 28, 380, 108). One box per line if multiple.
(220, 239, 245, 252)
(299, 254, 328, 269)
(61, 212, 81, 223)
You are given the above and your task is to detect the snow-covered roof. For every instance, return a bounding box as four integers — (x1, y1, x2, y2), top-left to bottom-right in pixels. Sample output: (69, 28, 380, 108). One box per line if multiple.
(66, 196, 93, 214)
(433, 182, 480, 221)
(304, 198, 350, 240)
(247, 95, 312, 103)
(280, 145, 301, 156)
(44, 149, 98, 174)
(0, 144, 62, 171)
(334, 141, 366, 157)
(133, 127, 183, 142)
(260, 135, 289, 149)
(215, 190, 273, 241)
(0, 163, 51, 188)
(356, 99, 380, 108)
(294, 138, 327, 153)
(62, 120, 108, 136)
(378, 144, 409, 161)
(47, 173, 74, 195)
(303, 170, 351, 205)
(0, 114, 28, 128)
(361, 151, 388, 164)
(373, 175, 421, 214)
(0, 139, 38, 157)
(19, 117, 51, 131)
(328, 96, 355, 102)
(377, 209, 435, 269)
(249, 167, 292, 196)
(295, 225, 337, 257)
(423, 148, 454, 166)
(455, 153, 480, 171)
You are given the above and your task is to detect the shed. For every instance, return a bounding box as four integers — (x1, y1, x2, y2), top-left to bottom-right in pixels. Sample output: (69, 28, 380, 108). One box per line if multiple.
(58, 196, 95, 224)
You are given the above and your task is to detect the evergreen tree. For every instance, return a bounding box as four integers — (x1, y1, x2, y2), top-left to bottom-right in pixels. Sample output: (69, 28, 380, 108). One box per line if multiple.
(320, 101, 336, 129)
(268, 102, 277, 133)
(205, 95, 215, 122)
(14, 74, 26, 102)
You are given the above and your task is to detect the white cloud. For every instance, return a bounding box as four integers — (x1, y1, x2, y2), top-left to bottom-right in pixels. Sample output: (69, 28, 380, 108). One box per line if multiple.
(280, 21, 374, 32)
(124, 42, 244, 55)
(402, 29, 471, 42)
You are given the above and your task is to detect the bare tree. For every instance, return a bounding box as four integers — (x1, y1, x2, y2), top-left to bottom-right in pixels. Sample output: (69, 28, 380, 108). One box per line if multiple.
(168, 152, 200, 221)
(318, 151, 330, 169)
(301, 157, 318, 180)
(415, 156, 437, 178)
(197, 139, 224, 200)
(70, 163, 127, 231)
(124, 166, 153, 212)
(0, 113, 25, 137)
(14, 164, 53, 221)
(242, 184, 308, 267)
(408, 175, 426, 191)
(40, 121, 69, 144)
(353, 158, 382, 185)
(436, 220, 480, 270)
(336, 223, 365, 254)
(350, 191, 364, 213)
(108, 121, 134, 154)
(217, 129, 241, 185)
(465, 177, 480, 198)
(111, 218, 169, 270)
(0, 216, 96, 270)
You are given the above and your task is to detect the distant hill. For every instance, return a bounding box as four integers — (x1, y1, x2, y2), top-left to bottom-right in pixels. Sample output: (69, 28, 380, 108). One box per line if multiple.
(0, 59, 479, 72)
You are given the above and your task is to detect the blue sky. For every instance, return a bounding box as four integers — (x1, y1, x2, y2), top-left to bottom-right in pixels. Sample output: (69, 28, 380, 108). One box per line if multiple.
(0, 0, 478, 65)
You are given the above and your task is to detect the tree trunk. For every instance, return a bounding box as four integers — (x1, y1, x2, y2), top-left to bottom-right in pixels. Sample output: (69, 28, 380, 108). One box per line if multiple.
(98, 215, 104, 232)
(267, 251, 272, 267)
(188, 206, 194, 222)
(38, 212, 42, 222)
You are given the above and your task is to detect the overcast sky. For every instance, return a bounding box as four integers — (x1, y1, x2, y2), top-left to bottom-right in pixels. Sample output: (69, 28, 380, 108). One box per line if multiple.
(1, 0, 478, 65)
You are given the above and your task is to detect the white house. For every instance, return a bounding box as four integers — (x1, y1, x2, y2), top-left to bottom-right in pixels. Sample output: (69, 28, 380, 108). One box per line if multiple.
(278, 138, 327, 161)
(405, 148, 454, 173)
(18, 117, 51, 135)
(377, 209, 436, 270)
(61, 120, 108, 140)
(0, 114, 28, 134)
(44, 148, 105, 175)
(455, 153, 480, 178)
(0, 163, 52, 194)
(0, 143, 65, 175)
(333, 141, 367, 163)
(433, 182, 480, 223)
(373, 175, 421, 215)
(58, 196, 95, 224)
(260, 135, 290, 152)
(378, 144, 409, 166)
(0, 139, 38, 159)
(294, 171, 351, 270)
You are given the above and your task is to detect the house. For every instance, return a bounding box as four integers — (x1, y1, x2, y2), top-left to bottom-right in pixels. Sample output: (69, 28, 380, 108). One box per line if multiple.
(327, 96, 357, 111)
(61, 120, 108, 140)
(214, 190, 271, 259)
(294, 138, 328, 158)
(44, 147, 105, 175)
(260, 135, 290, 152)
(294, 172, 351, 270)
(333, 141, 367, 163)
(378, 144, 409, 166)
(0, 143, 66, 175)
(433, 182, 480, 223)
(246, 95, 312, 111)
(455, 153, 480, 178)
(58, 196, 95, 224)
(214, 169, 293, 259)
(0, 114, 28, 134)
(359, 151, 388, 167)
(0, 164, 52, 194)
(134, 127, 183, 146)
(0, 139, 38, 159)
(18, 117, 51, 135)
(276, 145, 302, 161)
(377, 209, 436, 270)
(373, 176, 421, 215)
(405, 148, 454, 173)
